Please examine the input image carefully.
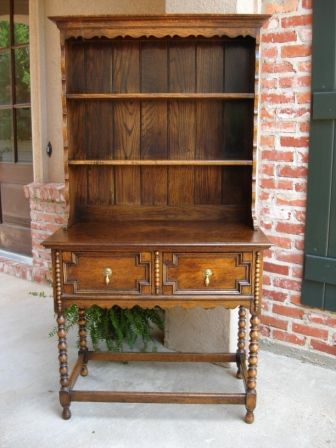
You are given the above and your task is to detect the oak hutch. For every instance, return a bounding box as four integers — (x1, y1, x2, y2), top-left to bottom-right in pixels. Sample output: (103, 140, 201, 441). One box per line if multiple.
(43, 14, 270, 423)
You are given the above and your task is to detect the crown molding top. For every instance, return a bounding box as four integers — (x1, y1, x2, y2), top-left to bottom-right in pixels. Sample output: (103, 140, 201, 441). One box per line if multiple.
(49, 14, 270, 40)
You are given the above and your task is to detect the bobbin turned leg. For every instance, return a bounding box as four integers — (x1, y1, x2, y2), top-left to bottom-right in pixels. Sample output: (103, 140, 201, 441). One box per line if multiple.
(245, 251, 261, 424)
(236, 306, 247, 379)
(78, 308, 89, 377)
(57, 313, 71, 420)
(245, 312, 259, 424)
(54, 250, 71, 419)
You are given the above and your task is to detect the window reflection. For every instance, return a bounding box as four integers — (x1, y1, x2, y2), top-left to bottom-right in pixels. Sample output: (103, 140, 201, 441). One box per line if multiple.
(0, 109, 13, 162)
(17, 108, 32, 162)
(0, 51, 11, 105)
(14, 0, 29, 45)
(15, 47, 30, 103)
(0, 0, 10, 49)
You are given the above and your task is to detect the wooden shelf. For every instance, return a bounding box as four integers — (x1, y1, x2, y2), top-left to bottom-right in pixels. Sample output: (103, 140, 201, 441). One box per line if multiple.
(66, 93, 255, 100)
(68, 159, 253, 166)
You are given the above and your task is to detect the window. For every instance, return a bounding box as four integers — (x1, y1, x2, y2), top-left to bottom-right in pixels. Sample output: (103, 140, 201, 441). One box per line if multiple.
(0, 0, 31, 163)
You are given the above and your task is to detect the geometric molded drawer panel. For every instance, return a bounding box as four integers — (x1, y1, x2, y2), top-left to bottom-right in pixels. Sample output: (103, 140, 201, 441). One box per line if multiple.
(62, 252, 152, 295)
(162, 252, 252, 295)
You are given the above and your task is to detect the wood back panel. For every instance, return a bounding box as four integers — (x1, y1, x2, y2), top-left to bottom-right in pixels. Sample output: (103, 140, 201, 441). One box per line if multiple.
(65, 37, 255, 223)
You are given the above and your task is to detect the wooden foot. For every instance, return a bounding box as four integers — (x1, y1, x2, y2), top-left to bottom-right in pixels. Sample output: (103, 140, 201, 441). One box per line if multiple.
(80, 365, 88, 377)
(78, 308, 89, 377)
(236, 371, 243, 379)
(245, 410, 254, 424)
(62, 406, 71, 420)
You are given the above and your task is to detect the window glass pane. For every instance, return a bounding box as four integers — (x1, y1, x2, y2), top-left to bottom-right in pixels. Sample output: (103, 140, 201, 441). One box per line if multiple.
(14, 0, 29, 45)
(0, 109, 13, 162)
(17, 107, 32, 162)
(0, 50, 12, 105)
(0, 0, 10, 49)
(15, 47, 30, 103)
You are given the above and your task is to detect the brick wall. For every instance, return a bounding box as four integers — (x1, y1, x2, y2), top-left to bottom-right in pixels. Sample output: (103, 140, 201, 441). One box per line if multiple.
(24, 183, 67, 283)
(259, 0, 336, 358)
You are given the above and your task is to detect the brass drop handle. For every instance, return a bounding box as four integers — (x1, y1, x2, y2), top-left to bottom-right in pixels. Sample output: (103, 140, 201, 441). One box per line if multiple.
(203, 269, 213, 287)
(103, 267, 112, 286)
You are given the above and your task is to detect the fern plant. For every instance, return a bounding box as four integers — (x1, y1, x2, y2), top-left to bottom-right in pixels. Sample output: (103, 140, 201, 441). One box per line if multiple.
(50, 304, 164, 352)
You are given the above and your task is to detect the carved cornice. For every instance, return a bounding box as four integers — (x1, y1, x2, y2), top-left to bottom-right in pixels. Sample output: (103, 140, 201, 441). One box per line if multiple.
(49, 14, 270, 40)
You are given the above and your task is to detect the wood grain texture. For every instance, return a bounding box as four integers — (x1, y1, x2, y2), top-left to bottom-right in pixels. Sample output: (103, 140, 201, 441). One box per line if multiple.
(113, 42, 141, 205)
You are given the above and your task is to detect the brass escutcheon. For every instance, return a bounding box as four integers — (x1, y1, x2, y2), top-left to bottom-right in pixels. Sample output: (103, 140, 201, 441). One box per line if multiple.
(203, 268, 213, 287)
(103, 267, 112, 286)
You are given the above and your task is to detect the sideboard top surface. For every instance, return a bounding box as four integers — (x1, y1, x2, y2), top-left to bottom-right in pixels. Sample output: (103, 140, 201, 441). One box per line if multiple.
(43, 221, 270, 250)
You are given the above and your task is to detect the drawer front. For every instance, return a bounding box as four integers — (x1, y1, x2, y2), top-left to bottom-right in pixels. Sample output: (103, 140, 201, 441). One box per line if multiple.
(62, 252, 152, 295)
(162, 252, 252, 295)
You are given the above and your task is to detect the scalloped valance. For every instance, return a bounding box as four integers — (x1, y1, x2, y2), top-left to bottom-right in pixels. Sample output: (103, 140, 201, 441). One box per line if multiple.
(49, 14, 269, 41)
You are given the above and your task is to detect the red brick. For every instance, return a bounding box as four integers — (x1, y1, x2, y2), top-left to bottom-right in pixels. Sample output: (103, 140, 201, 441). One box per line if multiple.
(295, 181, 307, 193)
(263, 288, 288, 302)
(262, 150, 294, 162)
(307, 313, 336, 328)
(261, 78, 277, 89)
(289, 293, 301, 305)
(260, 135, 275, 147)
(310, 339, 336, 356)
(276, 222, 304, 235)
(264, 261, 289, 275)
(276, 195, 306, 207)
(273, 303, 304, 319)
(262, 47, 278, 58)
(262, 62, 294, 73)
(299, 122, 310, 133)
(273, 277, 302, 292)
(278, 165, 308, 178)
(295, 239, 304, 250)
(263, 274, 271, 286)
(281, 14, 312, 28)
(261, 93, 295, 104)
(273, 329, 305, 346)
(278, 107, 310, 119)
(262, 31, 297, 44)
(275, 250, 303, 265)
(297, 151, 309, 164)
(281, 44, 311, 58)
(302, 0, 312, 9)
(296, 92, 311, 104)
(260, 325, 271, 337)
(260, 178, 276, 189)
(294, 210, 306, 222)
(269, 235, 292, 249)
(260, 219, 273, 230)
(261, 314, 288, 330)
(298, 61, 311, 72)
(280, 136, 309, 148)
(292, 323, 328, 340)
(297, 75, 311, 87)
(279, 77, 293, 88)
(263, 0, 299, 15)
(277, 179, 294, 190)
(261, 164, 275, 176)
(292, 266, 303, 279)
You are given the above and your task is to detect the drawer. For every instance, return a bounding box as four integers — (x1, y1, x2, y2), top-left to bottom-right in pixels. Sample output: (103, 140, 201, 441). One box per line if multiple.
(162, 252, 252, 295)
(62, 252, 152, 295)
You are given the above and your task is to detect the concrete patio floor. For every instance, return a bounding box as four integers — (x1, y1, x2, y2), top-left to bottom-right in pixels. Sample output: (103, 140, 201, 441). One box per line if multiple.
(0, 271, 335, 448)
